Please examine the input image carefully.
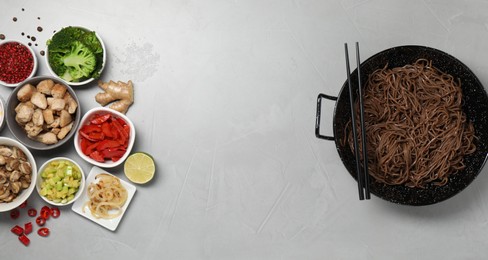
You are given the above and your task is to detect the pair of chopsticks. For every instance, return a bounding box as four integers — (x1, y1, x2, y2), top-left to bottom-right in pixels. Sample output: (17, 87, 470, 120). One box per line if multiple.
(344, 42, 370, 200)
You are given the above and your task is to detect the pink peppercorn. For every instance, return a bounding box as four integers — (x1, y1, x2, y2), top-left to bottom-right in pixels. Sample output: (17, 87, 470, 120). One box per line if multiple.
(0, 42, 34, 84)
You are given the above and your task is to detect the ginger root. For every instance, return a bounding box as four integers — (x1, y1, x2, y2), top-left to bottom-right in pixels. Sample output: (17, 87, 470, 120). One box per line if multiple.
(95, 80, 134, 114)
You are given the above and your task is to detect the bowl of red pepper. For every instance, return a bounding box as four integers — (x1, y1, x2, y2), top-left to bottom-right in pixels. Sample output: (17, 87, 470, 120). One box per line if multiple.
(74, 107, 136, 168)
(0, 40, 38, 88)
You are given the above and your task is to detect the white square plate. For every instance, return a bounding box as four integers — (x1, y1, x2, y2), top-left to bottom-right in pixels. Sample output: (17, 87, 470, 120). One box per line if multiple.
(72, 166, 136, 231)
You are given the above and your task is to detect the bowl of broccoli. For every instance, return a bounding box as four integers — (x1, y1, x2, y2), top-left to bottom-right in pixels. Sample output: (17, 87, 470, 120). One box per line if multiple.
(45, 26, 106, 86)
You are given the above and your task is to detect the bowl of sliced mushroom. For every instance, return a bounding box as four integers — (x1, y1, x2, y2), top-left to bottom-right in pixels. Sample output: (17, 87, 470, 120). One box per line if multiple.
(0, 137, 37, 212)
(6, 76, 81, 150)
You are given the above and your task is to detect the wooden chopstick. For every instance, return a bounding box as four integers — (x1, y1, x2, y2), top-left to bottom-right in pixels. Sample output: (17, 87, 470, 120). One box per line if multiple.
(344, 42, 370, 200)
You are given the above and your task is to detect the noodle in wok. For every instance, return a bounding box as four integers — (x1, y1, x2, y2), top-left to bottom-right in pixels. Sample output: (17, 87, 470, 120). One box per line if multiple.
(346, 59, 476, 188)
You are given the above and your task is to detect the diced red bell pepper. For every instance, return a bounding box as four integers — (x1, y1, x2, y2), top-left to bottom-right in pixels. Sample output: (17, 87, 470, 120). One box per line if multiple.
(101, 122, 113, 138)
(80, 130, 100, 142)
(112, 119, 129, 143)
(97, 140, 121, 151)
(80, 124, 101, 134)
(101, 148, 127, 160)
(11, 225, 23, 236)
(91, 113, 111, 124)
(88, 132, 105, 141)
(83, 142, 99, 156)
(89, 150, 105, 162)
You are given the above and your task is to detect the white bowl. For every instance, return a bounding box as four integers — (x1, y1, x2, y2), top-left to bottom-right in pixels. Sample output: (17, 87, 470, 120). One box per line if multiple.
(45, 26, 106, 86)
(36, 157, 85, 206)
(74, 107, 136, 168)
(0, 40, 38, 88)
(0, 137, 37, 212)
(0, 95, 5, 132)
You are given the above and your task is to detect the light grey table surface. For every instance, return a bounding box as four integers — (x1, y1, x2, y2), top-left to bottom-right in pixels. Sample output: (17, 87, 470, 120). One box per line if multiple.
(1, 0, 488, 259)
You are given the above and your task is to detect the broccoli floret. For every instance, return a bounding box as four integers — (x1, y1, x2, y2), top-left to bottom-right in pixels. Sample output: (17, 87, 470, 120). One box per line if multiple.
(60, 41, 96, 81)
(47, 26, 104, 82)
(81, 31, 103, 54)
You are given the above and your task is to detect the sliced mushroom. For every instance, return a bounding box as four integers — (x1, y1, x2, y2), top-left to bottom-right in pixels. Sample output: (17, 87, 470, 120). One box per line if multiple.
(19, 162, 31, 175)
(9, 170, 21, 182)
(0, 146, 12, 156)
(10, 181, 21, 194)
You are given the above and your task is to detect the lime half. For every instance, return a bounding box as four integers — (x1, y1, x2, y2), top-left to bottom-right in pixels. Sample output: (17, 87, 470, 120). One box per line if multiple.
(124, 152, 155, 184)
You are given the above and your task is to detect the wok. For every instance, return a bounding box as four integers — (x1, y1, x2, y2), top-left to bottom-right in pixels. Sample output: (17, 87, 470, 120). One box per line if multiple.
(315, 45, 488, 205)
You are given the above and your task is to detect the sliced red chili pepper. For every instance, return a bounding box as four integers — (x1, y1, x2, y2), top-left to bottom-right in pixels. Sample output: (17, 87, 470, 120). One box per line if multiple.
(50, 207, 60, 218)
(36, 216, 46, 226)
(10, 209, 20, 219)
(38, 227, 50, 237)
(24, 222, 33, 234)
(40, 206, 51, 220)
(101, 121, 113, 137)
(11, 225, 24, 236)
(89, 150, 105, 162)
(97, 140, 121, 151)
(27, 208, 37, 217)
(18, 234, 30, 246)
(19, 200, 28, 208)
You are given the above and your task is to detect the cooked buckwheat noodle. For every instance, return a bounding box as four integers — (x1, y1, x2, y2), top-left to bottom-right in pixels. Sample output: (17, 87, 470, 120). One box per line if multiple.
(346, 59, 476, 188)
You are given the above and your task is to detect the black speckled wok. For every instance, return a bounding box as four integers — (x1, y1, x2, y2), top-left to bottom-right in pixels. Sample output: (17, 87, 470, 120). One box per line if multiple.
(315, 45, 488, 205)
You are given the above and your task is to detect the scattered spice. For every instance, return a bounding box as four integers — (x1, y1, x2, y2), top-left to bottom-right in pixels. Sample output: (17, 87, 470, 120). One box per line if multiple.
(40, 50, 45, 56)
(13, 17, 17, 22)
(0, 34, 5, 40)
(22, 8, 25, 11)
(21, 32, 25, 36)
(31, 36, 36, 42)
(37, 17, 40, 20)
(0, 42, 34, 84)
(28, 42, 32, 46)
(37, 26, 43, 32)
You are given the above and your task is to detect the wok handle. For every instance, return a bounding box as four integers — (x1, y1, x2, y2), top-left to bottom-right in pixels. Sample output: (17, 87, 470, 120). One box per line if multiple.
(315, 93, 338, 141)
